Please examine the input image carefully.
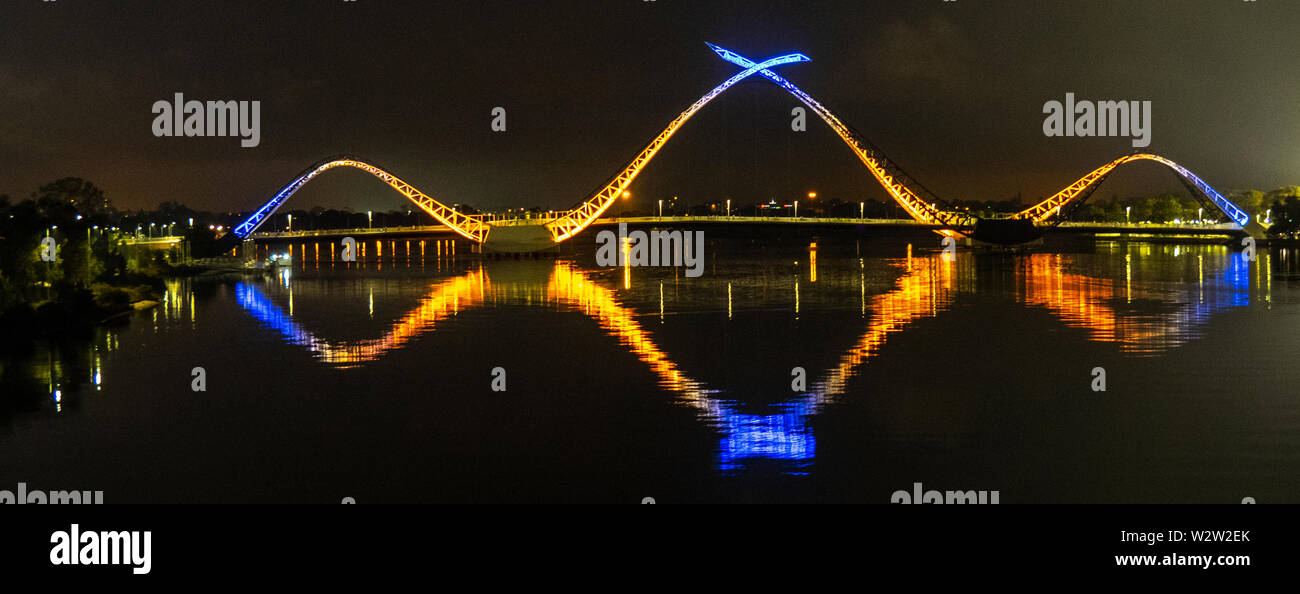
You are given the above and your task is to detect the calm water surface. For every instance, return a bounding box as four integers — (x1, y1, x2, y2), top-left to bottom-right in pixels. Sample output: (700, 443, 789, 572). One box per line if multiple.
(4, 234, 1300, 503)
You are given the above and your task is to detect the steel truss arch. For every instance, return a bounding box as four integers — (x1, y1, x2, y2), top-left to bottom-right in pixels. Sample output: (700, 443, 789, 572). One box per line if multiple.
(1011, 153, 1251, 225)
(231, 157, 489, 243)
(707, 44, 976, 229)
(544, 51, 812, 242)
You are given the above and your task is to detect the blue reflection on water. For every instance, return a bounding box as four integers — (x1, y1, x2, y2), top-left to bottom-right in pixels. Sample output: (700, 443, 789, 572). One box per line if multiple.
(235, 283, 304, 346)
(1225, 254, 1251, 306)
(717, 401, 817, 475)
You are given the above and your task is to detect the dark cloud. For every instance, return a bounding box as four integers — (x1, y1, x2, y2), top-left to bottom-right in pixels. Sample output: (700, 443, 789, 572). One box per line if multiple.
(1, 0, 1297, 212)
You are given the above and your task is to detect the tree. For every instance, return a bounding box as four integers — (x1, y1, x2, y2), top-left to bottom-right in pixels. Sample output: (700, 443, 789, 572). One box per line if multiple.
(32, 178, 110, 219)
(1268, 197, 1300, 237)
(1233, 189, 1265, 218)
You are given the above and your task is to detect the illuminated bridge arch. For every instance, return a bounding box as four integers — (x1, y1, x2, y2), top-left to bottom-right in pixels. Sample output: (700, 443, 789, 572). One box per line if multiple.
(706, 45, 1250, 232)
(234, 45, 1252, 248)
(1010, 153, 1251, 226)
(231, 157, 490, 243)
(543, 50, 811, 242)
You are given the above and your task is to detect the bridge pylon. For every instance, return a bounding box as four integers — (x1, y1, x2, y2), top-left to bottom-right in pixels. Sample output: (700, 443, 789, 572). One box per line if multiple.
(1243, 220, 1269, 240)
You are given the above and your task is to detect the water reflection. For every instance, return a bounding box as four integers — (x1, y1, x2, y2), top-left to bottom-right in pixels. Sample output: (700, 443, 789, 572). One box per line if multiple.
(6, 244, 1268, 476)
(1018, 247, 1250, 356)
(237, 270, 488, 368)
(229, 245, 1260, 474)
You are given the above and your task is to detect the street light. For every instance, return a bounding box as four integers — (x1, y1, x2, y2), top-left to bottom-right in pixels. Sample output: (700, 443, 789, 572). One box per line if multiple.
(287, 214, 292, 231)
(794, 200, 799, 218)
(1125, 206, 1131, 225)
(658, 199, 663, 219)
(1197, 207, 1203, 224)
(726, 198, 731, 217)
(367, 210, 373, 229)
(860, 201, 865, 219)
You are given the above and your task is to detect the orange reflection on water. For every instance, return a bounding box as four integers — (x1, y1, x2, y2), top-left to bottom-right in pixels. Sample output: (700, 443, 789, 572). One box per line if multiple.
(238, 270, 488, 367)
(240, 249, 1253, 385)
(813, 256, 955, 404)
(1017, 252, 1248, 356)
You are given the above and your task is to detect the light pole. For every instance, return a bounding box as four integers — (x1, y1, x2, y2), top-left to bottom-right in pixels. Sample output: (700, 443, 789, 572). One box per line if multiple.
(367, 210, 373, 229)
(658, 199, 662, 219)
(1125, 206, 1131, 225)
(726, 198, 731, 217)
(794, 200, 798, 218)
(149, 222, 155, 238)
(287, 214, 292, 231)
(1197, 207, 1203, 224)
(860, 201, 864, 219)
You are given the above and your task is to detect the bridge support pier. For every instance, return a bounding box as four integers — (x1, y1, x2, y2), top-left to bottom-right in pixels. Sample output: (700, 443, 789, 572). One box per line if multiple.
(482, 225, 558, 254)
(1243, 220, 1269, 240)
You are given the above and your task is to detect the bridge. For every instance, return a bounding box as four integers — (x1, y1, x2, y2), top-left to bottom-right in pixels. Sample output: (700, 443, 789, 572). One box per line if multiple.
(244, 216, 1247, 248)
(221, 43, 1265, 254)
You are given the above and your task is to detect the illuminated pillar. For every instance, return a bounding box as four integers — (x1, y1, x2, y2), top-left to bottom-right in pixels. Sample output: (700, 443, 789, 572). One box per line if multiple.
(809, 242, 817, 283)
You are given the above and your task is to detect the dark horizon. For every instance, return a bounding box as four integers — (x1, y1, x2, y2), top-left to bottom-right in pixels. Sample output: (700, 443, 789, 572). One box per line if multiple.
(3, 0, 1297, 215)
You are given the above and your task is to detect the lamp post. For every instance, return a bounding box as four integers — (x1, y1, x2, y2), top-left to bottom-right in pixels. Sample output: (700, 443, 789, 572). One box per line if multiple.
(658, 199, 663, 219)
(860, 201, 865, 219)
(367, 210, 373, 229)
(1126, 206, 1131, 225)
(794, 200, 798, 218)
(726, 198, 731, 217)
(287, 214, 292, 231)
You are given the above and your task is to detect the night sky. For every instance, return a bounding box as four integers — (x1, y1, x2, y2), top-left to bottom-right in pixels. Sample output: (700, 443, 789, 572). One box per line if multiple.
(2, 0, 1297, 214)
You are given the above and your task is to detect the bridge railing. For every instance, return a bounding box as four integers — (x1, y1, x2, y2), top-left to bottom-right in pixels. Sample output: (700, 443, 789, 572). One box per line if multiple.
(233, 218, 1242, 241)
(589, 215, 933, 226)
(250, 225, 457, 239)
(1055, 221, 1241, 230)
